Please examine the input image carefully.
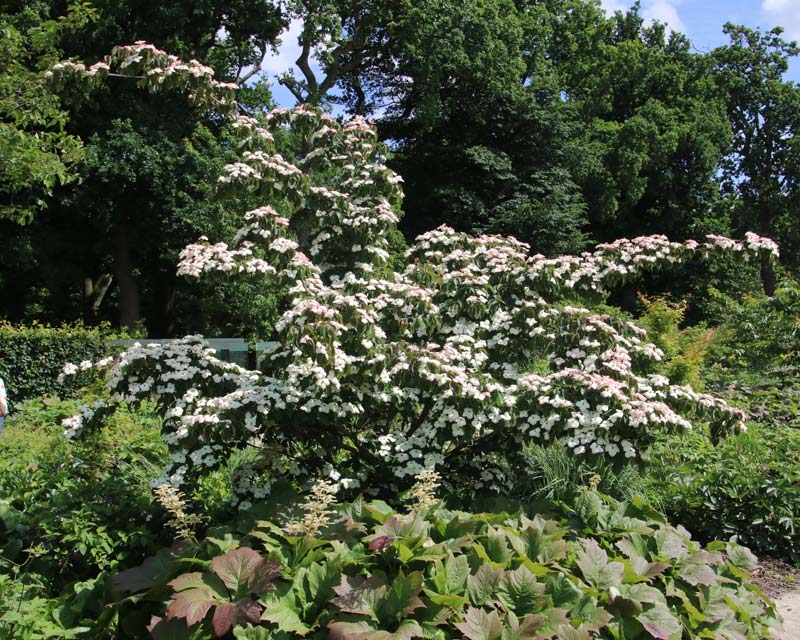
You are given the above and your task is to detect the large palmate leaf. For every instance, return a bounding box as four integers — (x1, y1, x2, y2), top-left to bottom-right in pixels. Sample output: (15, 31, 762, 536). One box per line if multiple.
(636, 603, 682, 640)
(212, 599, 261, 636)
(575, 539, 624, 591)
(502, 611, 546, 640)
(211, 547, 281, 595)
(467, 564, 504, 606)
(455, 607, 503, 640)
(496, 565, 547, 616)
(113, 542, 191, 594)
(260, 582, 312, 635)
(385, 571, 426, 618)
(167, 572, 229, 627)
(332, 574, 388, 618)
(328, 620, 424, 640)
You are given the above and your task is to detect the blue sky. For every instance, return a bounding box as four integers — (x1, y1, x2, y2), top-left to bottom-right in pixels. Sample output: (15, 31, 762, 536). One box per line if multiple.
(262, 0, 800, 107)
(601, 0, 800, 80)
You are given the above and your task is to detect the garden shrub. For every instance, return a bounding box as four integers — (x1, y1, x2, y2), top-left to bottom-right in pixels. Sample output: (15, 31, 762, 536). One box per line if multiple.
(0, 322, 119, 407)
(645, 424, 800, 564)
(702, 277, 800, 383)
(0, 396, 169, 594)
(54, 44, 780, 507)
(637, 296, 714, 389)
(91, 481, 778, 639)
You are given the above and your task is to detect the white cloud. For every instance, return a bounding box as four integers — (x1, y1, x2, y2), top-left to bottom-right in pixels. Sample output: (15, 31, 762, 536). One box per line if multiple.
(261, 19, 306, 77)
(642, 1, 686, 33)
(762, 0, 800, 41)
(600, 0, 686, 34)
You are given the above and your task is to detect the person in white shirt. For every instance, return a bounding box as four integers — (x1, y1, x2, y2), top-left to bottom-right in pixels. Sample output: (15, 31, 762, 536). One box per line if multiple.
(0, 377, 7, 435)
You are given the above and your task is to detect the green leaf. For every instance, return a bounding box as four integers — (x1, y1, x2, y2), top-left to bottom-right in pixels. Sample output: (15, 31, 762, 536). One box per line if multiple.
(364, 620, 425, 640)
(166, 572, 228, 627)
(260, 582, 311, 635)
(543, 574, 582, 610)
(386, 571, 426, 618)
(575, 539, 624, 590)
(636, 604, 681, 640)
(467, 563, 504, 606)
(502, 612, 546, 640)
(726, 544, 757, 573)
(211, 547, 282, 595)
(455, 607, 503, 640)
(497, 565, 547, 616)
(332, 574, 388, 619)
(485, 527, 513, 564)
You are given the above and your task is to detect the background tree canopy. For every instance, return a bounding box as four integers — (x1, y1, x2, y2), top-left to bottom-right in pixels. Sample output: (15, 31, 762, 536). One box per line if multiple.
(0, 0, 798, 333)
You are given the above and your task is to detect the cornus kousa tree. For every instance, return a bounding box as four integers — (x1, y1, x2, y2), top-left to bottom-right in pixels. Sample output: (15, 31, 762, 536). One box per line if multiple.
(55, 44, 780, 504)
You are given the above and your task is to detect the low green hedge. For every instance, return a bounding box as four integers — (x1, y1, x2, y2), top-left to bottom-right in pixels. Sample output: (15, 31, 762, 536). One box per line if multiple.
(0, 323, 119, 408)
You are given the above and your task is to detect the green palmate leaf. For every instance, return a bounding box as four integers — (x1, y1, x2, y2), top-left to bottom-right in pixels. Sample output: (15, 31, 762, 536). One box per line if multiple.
(260, 582, 312, 635)
(678, 554, 720, 587)
(485, 527, 514, 564)
(497, 565, 547, 616)
(431, 553, 468, 595)
(570, 595, 612, 632)
(726, 544, 758, 573)
(329, 620, 425, 640)
(233, 628, 276, 640)
(467, 563, 504, 606)
(543, 574, 583, 610)
(210, 547, 282, 594)
(386, 571, 426, 618)
(502, 612, 546, 640)
(455, 607, 503, 640)
(113, 541, 191, 594)
(425, 592, 469, 610)
(628, 556, 671, 582)
(332, 574, 388, 618)
(364, 620, 425, 640)
(635, 603, 682, 640)
(575, 539, 624, 591)
(654, 530, 688, 561)
(303, 559, 342, 609)
(555, 624, 592, 640)
(167, 572, 229, 627)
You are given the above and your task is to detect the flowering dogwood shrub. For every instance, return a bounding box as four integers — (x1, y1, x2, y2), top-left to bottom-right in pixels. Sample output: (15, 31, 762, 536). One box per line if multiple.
(56, 44, 780, 503)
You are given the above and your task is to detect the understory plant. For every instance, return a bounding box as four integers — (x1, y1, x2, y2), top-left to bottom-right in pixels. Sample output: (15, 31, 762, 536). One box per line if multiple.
(646, 423, 800, 564)
(50, 43, 782, 506)
(96, 478, 778, 639)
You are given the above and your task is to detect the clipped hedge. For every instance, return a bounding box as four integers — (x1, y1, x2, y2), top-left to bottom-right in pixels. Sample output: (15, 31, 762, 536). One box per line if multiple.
(0, 323, 117, 408)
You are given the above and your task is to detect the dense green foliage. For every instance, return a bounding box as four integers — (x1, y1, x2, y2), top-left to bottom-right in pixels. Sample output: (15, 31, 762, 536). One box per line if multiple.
(2, 0, 800, 329)
(647, 424, 800, 565)
(0, 1, 799, 638)
(0, 396, 169, 636)
(73, 487, 777, 639)
(0, 323, 116, 407)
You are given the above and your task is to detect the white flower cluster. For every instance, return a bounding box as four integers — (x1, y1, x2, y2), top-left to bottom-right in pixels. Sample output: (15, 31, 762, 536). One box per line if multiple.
(48, 41, 238, 114)
(56, 50, 778, 499)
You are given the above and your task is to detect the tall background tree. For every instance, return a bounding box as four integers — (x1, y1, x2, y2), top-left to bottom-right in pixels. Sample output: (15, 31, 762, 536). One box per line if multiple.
(713, 23, 800, 295)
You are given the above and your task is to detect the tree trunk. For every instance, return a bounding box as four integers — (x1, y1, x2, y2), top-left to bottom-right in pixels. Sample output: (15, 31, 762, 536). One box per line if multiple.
(82, 276, 94, 324)
(156, 266, 177, 337)
(112, 219, 141, 332)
